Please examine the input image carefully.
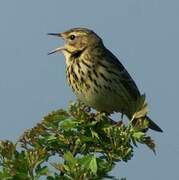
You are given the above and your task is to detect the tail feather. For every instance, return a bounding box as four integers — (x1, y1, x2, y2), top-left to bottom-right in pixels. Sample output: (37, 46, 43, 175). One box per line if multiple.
(146, 116, 163, 132)
(129, 94, 163, 132)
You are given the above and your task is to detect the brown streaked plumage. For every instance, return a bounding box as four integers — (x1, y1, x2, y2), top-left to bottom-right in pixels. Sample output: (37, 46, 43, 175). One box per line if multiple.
(48, 27, 162, 132)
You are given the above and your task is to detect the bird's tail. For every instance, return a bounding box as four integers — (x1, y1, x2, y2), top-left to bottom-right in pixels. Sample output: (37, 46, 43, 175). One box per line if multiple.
(129, 94, 163, 132)
(146, 116, 163, 132)
(131, 116, 163, 132)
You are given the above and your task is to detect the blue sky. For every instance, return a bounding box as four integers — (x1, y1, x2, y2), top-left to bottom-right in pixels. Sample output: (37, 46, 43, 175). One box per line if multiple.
(0, 0, 178, 179)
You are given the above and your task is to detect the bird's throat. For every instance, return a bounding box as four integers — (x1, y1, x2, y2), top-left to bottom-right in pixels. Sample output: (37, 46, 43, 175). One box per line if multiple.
(71, 49, 84, 58)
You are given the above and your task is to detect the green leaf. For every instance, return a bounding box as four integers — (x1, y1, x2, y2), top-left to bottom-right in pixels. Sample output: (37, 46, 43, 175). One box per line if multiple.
(78, 155, 93, 168)
(133, 132, 144, 140)
(63, 164, 70, 172)
(47, 135, 57, 142)
(64, 151, 75, 164)
(89, 155, 97, 175)
(90, 129, 99, 139)
(79, 135, 94, 142)
(78, 155, 97, 175)
(60, 119, 78, 130)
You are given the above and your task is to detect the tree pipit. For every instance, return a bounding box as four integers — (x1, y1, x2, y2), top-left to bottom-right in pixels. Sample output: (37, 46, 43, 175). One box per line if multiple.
(48, 27, 162, 132)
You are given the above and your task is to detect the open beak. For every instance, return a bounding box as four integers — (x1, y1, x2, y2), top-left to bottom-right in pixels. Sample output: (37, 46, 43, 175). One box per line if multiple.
(48, 33, 65, 55)
(48, 46, 65, 55)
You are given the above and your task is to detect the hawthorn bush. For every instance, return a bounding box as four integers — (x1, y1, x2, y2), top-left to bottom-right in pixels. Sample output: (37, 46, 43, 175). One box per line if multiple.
(0, 99, 156, 180)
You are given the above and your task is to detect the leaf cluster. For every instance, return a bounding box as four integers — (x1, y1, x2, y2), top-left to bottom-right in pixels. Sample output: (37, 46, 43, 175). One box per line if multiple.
(0, 102, 155, 180)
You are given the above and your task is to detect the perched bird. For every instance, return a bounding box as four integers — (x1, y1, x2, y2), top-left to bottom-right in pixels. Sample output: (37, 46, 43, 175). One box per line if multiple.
(48, 27, 162, 132)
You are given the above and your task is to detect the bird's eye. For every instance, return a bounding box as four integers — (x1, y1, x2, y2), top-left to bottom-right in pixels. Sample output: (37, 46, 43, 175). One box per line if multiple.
(69, 34, 76, 40)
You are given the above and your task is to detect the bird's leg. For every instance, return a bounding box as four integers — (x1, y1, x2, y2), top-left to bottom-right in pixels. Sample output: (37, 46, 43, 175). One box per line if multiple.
(120, 109, 125, 120)
(121, 113, 124, 120)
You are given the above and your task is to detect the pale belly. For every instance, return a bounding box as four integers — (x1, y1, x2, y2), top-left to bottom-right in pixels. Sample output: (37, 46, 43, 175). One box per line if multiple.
(72, 80, 130, 114)
(76, 89, 120, 113)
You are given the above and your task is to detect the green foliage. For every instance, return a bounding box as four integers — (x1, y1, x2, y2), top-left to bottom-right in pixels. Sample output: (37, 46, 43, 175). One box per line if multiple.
(0, 102, 156, 179)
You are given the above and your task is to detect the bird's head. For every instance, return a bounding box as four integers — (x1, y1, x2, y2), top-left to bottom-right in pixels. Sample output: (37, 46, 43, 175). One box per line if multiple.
(48, 27, 103, 56)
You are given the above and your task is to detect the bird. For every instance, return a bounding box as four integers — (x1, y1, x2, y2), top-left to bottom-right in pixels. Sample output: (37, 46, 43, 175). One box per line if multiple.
(48, 27, 162, 132)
